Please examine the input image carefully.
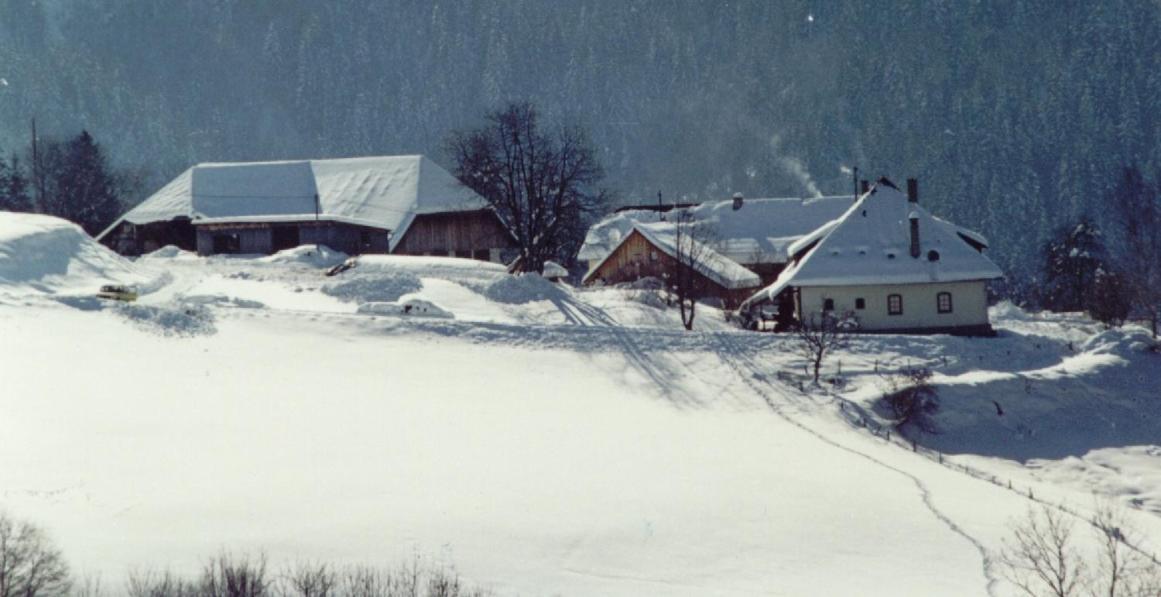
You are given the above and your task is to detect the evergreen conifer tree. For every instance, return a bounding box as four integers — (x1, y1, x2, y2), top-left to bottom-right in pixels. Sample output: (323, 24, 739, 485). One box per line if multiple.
(0, 155, 35, 213)
(48, 131, 121, 236)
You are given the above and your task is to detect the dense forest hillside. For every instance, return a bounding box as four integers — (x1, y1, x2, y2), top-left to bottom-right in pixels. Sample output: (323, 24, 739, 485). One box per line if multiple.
(1, 0, 1159, 287)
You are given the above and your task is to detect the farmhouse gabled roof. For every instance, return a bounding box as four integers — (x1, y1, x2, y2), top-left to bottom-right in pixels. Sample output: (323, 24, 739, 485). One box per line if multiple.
(741, 183, 1003, 310)
(578, 195, 854, 266)
(583, 223, 761, 290)
(97, 155, 489, 251)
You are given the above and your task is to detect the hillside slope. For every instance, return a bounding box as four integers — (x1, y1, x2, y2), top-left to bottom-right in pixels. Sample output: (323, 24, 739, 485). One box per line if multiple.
(1, 244, 1159, 595)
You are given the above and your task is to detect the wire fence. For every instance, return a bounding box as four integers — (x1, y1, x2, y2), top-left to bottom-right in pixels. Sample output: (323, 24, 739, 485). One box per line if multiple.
(818, 380, 1161, 567)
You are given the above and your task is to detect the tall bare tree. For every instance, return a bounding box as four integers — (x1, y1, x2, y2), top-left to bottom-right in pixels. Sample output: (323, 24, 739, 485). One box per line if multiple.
(667, 210, 716, 331)
(794, 309, 855, 385)
(0, 513, 71, 597)
(445, 102, 608, 273)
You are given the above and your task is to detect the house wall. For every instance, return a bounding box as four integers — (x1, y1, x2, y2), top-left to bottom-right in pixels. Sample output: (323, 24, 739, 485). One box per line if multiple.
(585, 229, 757, 309)
(392, 210, 514, 261)
(797, 280, 990, 333)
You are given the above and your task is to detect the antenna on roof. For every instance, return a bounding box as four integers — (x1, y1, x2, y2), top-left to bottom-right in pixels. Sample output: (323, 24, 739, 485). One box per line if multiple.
(852, 166, 859, 201)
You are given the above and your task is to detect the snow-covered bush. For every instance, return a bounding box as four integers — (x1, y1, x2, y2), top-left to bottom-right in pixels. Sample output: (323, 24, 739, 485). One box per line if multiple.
(483, 273, 565, 304)
(323, 271, 422, 303)
(877, 366, 940, 434)
(114, 302, 216, 337)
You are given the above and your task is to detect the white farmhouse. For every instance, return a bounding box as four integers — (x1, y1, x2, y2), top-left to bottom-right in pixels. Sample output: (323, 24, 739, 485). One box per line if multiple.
(740, 178, 1003, 335)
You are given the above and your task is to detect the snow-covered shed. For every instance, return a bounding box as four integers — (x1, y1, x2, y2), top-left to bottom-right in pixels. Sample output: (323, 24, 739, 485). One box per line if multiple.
(579, 194, 853, 286)
(97, 155, 517, 260)
(582, 222, 762, 309)
(739, 179, 1004, 335)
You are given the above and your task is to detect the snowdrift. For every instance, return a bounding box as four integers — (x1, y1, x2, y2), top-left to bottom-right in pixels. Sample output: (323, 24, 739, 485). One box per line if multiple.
(0, 212, 152, 300)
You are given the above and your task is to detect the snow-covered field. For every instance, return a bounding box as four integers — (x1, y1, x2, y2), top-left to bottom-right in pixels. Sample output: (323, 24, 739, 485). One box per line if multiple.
(1, 213, 1159, 596)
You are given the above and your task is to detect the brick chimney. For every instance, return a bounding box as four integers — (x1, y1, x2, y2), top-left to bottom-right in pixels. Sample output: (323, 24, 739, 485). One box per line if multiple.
(907, 178, 918, 203)
(909, 211, 921, 258)
(860, 180, 870, 194)
(732, 192, 744, 210)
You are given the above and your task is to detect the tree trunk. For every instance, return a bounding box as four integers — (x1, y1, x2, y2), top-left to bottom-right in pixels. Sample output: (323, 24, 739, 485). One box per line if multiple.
(681, 298, 695, 331)
(812, 352, 823, 384)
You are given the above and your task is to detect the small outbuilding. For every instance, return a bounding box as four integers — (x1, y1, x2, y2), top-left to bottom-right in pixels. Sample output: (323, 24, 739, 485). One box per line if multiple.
(739, 178, 1004, 335)
(579, 194, 853, 288)
(582, 223, 762, 309)
(97, 155, 517, 261)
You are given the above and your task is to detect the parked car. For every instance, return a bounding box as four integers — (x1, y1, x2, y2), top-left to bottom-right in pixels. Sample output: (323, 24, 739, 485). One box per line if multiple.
(97, 284, 138, 302)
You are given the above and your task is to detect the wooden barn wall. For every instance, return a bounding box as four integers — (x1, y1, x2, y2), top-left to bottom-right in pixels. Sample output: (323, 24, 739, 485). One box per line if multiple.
(586, 230, 758, 309)
(104, 219, 197, 256)
(299, 224, 390, 254)
(393, 210, 514, 257)
(195, 222, 392, 256)
(196, 226, 272, 255)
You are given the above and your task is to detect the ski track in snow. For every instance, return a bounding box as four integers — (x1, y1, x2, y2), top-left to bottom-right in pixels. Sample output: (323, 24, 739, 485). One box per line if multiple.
(710, 331, 1000, 597)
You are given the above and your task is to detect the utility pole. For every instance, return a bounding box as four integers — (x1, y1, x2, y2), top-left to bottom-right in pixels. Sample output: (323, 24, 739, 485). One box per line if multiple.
(852, 166, 859, 201)
(657, 190, 665, 221)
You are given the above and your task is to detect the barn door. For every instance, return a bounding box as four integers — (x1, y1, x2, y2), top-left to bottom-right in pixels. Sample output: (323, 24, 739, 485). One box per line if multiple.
(272, 226, 300, 252)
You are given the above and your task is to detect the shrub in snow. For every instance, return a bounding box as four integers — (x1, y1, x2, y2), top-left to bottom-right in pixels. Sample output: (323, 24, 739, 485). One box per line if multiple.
(114, 302, 216, 337)
(483, 273, 565, 304)
(0, 512, 71, 597)
(323, 272, 422, 303)
(877, 366, 940, 434)
(128, 555, 491, 597)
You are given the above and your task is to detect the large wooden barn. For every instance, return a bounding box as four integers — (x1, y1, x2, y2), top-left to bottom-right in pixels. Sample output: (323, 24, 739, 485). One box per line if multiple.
(97, 155, 517, 262)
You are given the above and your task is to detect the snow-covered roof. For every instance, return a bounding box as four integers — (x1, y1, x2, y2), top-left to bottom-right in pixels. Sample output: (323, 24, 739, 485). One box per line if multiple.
(584, 223, 761, 290)
(741, 184, 1003, 309)
(578, 196, 854, 266)
(98, 155, 489, 251)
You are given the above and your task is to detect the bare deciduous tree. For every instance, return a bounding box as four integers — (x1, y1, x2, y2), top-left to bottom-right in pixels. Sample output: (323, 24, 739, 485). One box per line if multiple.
(1000, 504, 1161, 597)
(794, 309, 855, 385)
(1000, 506, 1086, 597)
(1089, 501, 1161, 597)
(445, 101, 608, 273)
(667, 210, 716, 331)
(281, 562, 337, 597)
(201, 552, 269, 597)
(0, 512, 70, 597)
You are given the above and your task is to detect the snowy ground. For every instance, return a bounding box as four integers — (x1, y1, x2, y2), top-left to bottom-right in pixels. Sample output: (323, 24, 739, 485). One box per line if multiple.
(1, 218, 1159, 596)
